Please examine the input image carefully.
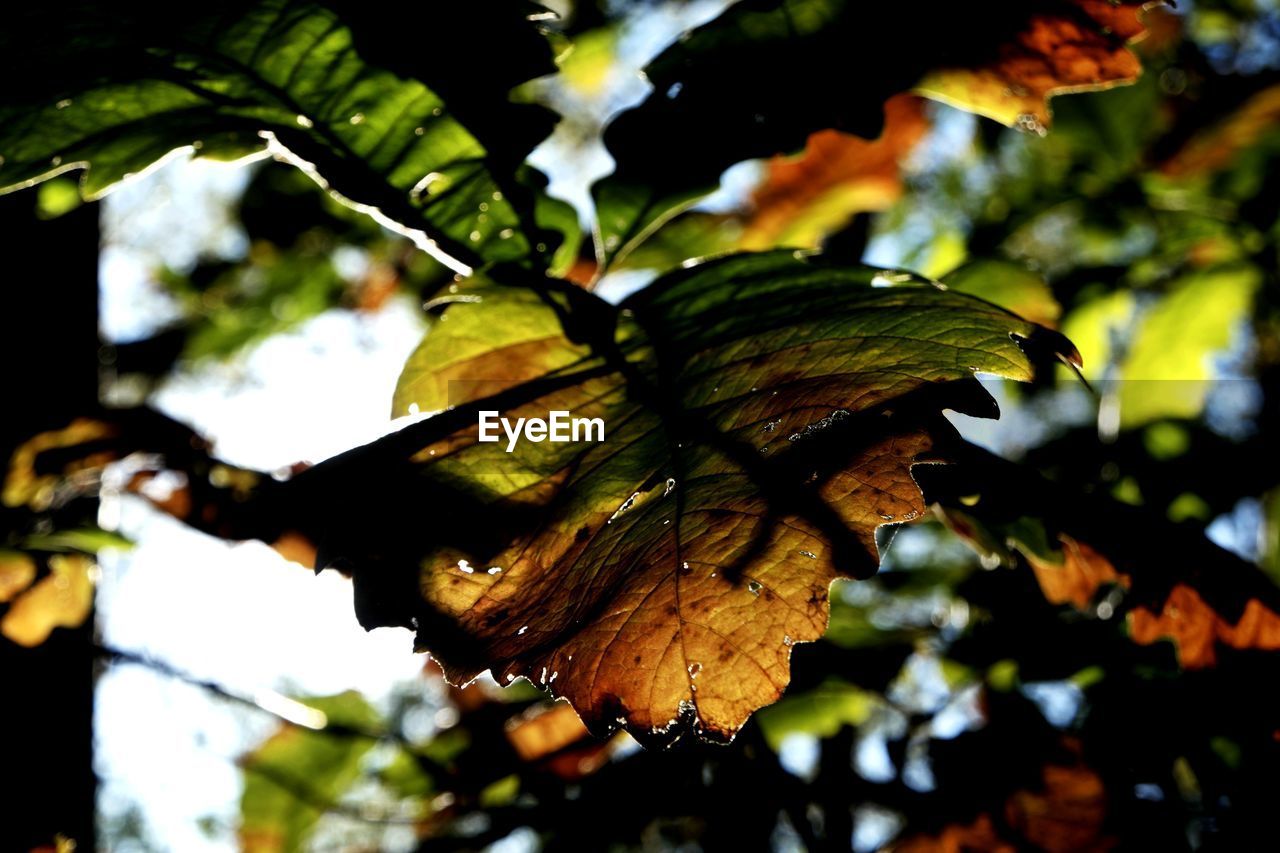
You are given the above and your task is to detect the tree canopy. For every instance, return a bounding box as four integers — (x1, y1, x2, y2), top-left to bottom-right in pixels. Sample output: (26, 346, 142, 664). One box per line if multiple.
(4, 0, 1280, 850)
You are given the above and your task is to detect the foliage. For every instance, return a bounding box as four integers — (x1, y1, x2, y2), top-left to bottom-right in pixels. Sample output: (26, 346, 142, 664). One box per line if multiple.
(5, 0, 1280, 849)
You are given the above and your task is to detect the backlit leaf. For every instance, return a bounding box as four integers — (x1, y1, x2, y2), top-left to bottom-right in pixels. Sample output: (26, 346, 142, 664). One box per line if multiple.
(3, 419, 119, 512)
(755, 678, 875, 750)
(593, 0, 1157, 267)
(741, 95, 930, 251)
(0, 554, 94, 647)
(1160, 84, 1280, 179)
(347, 251, 1061, 743)
(239, 692, 382, 852)
(916, 0, 1155, 130)
(0, 0, 573, 271)
(1117, 263, 1260, 427)
(889, 751, 1112, 852)
(0, 552, 37, 604)
(1025, 536, 1122, 610)
(942, 260, 1062, 329)
(1129, 584, 1280, 669)
(945, 507, 1280, 669)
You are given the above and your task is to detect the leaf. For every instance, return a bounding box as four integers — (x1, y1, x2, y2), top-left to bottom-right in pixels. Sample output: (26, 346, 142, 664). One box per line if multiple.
(592, 0, 1157, 267)
(891, 814, 1016, 853)
(1025, 536, 1122, 610)
(1116, 263, 1260, 427)
(0, 0, 572, 271)
(741, 94, 930, 251)
(171, 244, 350, 363)
(348, 251, 1061, 743)
(1129, 583, 1280, 669)
(593, 0, 919, 267)
(941, 260, 1062, 329)
(1056, 289, 1135, 382)
(504, 700, 616, 779)
(611, 212, 745, 276)
(505, 701, 593, 762)
(0, 554, 94, 647)
(3, 419, 119, 512)
(0, 552, 37, 604)
(943, 503, 1280, 669)
(239, 691, 382, 852)
(1160, 84, 1280, 178)
(755, 678, 875, 750)
(915, 0, 1155, 131)
(1003, 762, 1111, 853)
(890, 752, 1111, 852)
(22, 527, 134, 555)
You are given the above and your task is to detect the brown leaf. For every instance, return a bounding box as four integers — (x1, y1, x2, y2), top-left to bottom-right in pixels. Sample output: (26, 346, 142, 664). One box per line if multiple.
(983, 525, 1280, 669)
(1161, 84, 1280, 178)
(371, 254, 1058, 743)
(1027, 536, 1124, 609)
(890, 814, 1015, 853)
(890, 751, 1111, 852)
(1129, 583, 1280, 668)
(504, 701, 615, 778)
(505, 701, 593, 762)
(1004, 761, 1112, 852)
(742, 94, 928, 250)
(270, 531, 319, 568)
(915, 1, 1157, 130)
(940, 503, 1280, 669)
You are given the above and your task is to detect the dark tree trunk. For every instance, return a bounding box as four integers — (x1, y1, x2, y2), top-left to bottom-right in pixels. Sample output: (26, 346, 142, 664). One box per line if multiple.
(0, 190, 100, 850)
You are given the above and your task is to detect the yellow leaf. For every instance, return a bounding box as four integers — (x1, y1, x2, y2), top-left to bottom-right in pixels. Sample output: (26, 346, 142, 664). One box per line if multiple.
(0, 551, 37, 603)
(1, 553, 94, 647)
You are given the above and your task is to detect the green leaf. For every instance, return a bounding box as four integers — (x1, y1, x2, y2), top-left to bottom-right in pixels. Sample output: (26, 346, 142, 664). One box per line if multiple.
(1117, 264, 1260, 427)
(755, 678, 876, 751)
(22, 527, 134, 555)
(324, 250, 1065, 744)
(942, 260, 1061, 328)
(239, 691, 381, 851)
(0, 0, 572, 272)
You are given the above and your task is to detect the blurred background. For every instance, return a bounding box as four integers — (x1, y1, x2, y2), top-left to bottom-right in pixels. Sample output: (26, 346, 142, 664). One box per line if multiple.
(6, 0, 1280, 850)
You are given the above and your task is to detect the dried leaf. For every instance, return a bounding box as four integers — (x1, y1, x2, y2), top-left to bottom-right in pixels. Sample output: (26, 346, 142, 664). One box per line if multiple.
(594, 0, 1159, 268)
(0, 553, 94, 647)
(1130, 584, 1280, 668)
(1027, 536, 1123, 609)
(742, 95, 928, 250)
(916, 1, 1157, 130)
(890, 814, 1015, 853)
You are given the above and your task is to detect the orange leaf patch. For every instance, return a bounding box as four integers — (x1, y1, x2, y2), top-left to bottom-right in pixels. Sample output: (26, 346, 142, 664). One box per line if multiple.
(916, 1, 1157, 130)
